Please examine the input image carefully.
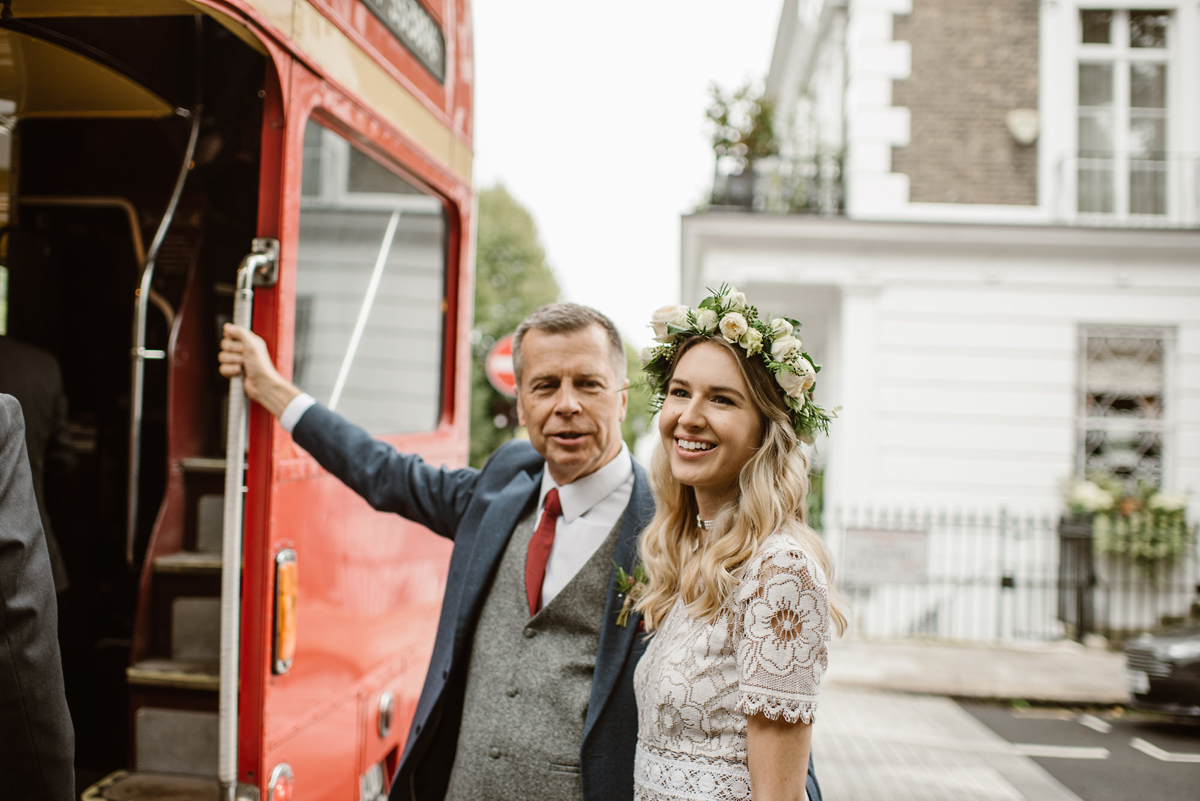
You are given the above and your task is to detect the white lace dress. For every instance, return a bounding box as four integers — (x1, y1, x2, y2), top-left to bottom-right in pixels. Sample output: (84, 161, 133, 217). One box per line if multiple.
(632, 528, 831, 800)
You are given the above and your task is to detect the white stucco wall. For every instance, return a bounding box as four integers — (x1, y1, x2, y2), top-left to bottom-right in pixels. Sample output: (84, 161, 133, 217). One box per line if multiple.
(682, 214, 1200, 516)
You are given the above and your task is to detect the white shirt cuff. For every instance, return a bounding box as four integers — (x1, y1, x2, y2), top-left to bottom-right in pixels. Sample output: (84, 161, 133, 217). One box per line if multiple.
(279, 393, 317, 434)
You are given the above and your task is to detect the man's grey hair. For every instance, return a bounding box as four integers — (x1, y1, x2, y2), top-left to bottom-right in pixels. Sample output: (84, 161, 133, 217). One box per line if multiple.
(512, 303, 627, 387)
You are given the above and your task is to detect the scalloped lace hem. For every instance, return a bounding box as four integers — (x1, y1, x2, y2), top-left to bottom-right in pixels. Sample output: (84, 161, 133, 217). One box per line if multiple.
(735, 691, 818, 724)
(634, 742, 752, 801)
(634, 742, 809, 801)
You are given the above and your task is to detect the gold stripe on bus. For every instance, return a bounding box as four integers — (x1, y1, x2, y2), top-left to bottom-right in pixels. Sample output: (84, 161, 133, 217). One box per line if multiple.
(249, 0, 473, 182)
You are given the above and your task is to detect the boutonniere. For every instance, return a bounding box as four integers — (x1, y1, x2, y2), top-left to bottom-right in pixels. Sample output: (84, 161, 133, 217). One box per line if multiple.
(613, 563, 648, 628)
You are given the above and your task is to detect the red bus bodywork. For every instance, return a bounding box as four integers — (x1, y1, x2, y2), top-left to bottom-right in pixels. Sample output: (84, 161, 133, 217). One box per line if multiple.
(157, 1, 473, 795)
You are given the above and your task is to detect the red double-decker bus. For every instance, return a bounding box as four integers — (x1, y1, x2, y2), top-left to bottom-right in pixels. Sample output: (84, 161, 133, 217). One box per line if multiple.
(0, 2, 473, 798)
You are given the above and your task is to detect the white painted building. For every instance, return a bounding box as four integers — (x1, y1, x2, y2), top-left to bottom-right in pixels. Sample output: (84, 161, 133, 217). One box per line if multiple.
(684, 0, 1200, 520)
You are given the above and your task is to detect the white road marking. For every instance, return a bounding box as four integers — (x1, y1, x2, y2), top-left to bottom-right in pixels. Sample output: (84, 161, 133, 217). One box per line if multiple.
(823, 728, 1109, 759)
(1130, 737, 1200, 764)
(1014, 744, 1110, 760)
(1077, 714, 1112, 734)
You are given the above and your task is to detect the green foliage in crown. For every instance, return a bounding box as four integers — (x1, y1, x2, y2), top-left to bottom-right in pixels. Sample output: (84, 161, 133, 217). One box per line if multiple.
(641, 284, 835, 444)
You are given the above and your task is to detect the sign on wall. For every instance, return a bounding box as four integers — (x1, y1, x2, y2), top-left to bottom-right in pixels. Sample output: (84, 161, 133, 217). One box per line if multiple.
(360, 0, 447, 82)
(841, 528, 928, 586)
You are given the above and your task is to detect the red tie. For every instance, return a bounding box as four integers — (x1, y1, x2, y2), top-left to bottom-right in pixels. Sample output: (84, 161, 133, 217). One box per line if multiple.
(526, 488, 562, 615)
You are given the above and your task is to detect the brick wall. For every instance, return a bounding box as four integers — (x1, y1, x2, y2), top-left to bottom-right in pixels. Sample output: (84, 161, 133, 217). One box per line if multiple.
(891, 0, 1039, 205)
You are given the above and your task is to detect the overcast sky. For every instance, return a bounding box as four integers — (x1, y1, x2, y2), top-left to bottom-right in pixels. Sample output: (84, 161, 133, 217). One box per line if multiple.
(472, 1, 785, 348)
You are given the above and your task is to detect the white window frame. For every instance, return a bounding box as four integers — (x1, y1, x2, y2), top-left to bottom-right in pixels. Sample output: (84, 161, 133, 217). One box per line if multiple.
(1042, 1, 1199, 227)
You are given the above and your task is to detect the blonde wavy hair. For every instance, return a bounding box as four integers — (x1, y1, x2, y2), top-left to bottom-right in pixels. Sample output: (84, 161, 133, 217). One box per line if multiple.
(635, 336, 848, 634)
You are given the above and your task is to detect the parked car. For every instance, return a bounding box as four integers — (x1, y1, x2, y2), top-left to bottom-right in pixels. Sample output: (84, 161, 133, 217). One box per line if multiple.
(1125, 626, 1200, 716)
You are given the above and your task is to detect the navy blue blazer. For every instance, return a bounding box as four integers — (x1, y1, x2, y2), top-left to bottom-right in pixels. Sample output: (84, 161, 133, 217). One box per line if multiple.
(294, 404, 655, 801)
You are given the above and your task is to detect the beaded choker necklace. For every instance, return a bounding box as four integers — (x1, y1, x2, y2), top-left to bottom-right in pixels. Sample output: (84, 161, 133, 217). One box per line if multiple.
(696, 516, 715, 530)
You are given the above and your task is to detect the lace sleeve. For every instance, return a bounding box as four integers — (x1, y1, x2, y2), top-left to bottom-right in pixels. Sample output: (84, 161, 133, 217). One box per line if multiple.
(734, 536, 830, 724)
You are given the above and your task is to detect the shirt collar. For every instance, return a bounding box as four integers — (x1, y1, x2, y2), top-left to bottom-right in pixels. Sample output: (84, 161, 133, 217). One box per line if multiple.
(538, 443, 633, 524)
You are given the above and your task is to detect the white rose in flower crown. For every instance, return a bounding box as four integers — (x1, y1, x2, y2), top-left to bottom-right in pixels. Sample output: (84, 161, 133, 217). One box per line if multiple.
(649, 304, 690, 343)
(795, 357, 817, 391)
(769, 318, 794, 338)
(719, 286, 747, 311)
(775, 368, 809, 399)
(739, 328, 764, 355)
(694, 308, 719, 333)
(639, 346, 655, 366)
(718, 312, 748, 342)
(770, 335, 803, 363)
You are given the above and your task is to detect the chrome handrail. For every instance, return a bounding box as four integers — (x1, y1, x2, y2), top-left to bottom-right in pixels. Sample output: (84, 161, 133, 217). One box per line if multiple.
(219, 237, 278, 801)
(125, 14, 204, 565)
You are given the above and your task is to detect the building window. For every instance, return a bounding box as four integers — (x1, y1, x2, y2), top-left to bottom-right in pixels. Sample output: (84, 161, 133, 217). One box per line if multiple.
(294, 120, 448, 435)
(1076, 9, 1170, 217)
(1077, 326, 1171, 491)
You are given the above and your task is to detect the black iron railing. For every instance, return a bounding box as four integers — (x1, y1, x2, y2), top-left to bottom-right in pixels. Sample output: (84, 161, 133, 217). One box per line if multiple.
(824, 505, 1199, 644)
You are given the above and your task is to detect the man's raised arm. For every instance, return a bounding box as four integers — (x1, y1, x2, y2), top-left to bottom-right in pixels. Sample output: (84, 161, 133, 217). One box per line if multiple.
(217, 324, 480, 539)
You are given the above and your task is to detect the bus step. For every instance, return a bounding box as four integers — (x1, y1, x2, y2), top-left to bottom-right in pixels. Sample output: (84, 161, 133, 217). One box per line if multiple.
(171, 597, 220, 662)
(126, 659, 219, 692)
(135, 707, 218, 776)
(179, 457, 228, 473)
(153, 551, 223, 575)
(82, 769, 219, 801)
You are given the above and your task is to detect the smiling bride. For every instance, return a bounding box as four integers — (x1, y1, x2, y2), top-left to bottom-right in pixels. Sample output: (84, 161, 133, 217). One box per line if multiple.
(631, 287, 847, 801)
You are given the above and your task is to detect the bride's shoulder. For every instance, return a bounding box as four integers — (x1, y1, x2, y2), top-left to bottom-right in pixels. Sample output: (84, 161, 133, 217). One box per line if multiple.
(739, 522, 829, 589)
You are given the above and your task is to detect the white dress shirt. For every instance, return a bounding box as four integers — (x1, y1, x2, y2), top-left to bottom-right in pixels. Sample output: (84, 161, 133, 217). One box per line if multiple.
(279, 392, 635, 604)
(280, 392, 317, 433)
(536, 443, 634, 605)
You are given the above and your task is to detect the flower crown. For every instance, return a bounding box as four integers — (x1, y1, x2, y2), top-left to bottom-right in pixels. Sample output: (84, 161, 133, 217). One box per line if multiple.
(641, 284, 834, 443)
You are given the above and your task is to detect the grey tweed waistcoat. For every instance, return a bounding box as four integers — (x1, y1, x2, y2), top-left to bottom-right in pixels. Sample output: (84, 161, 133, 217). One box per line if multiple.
(443, 504, 622, 801)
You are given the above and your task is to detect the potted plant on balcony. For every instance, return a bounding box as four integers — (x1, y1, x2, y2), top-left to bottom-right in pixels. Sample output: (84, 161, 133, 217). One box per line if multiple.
(706, 82, 778, 208)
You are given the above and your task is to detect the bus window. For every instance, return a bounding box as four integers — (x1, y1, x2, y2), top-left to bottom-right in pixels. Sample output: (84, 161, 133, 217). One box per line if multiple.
(294, 120, 447, 434)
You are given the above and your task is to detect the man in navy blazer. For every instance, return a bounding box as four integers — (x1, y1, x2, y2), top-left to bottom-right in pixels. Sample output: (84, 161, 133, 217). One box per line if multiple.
(221, 304, 823, 801)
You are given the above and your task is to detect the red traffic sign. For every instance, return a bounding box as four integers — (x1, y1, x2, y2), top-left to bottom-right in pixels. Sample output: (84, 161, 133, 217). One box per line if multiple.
(485, 334, 518, 397)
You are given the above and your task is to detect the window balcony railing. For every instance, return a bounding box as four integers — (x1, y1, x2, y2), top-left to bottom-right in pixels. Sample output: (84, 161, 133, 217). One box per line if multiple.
(708, 153, 843, 215)
(1054, 152, 1200, 229)
(705, 151, 1199, 229)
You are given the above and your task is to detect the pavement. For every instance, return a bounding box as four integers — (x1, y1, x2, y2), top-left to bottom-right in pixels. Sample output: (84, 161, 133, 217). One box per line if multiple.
(813, 639, 1132, 800)
(817, 686, 1086, 801)
(826, 638, 1128, 704)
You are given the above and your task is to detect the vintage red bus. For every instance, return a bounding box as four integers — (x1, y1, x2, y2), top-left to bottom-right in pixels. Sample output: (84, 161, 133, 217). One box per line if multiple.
(0, 1, 473, 799)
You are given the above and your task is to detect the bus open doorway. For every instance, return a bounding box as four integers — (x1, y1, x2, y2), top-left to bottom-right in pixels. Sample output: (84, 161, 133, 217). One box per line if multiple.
(0, 8, 267, 794)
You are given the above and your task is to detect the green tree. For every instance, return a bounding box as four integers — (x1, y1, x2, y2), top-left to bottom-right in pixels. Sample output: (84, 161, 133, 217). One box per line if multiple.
(470, 185, 655, 467)
(470, 184, 560, 466)
(622, 343, 654, 454)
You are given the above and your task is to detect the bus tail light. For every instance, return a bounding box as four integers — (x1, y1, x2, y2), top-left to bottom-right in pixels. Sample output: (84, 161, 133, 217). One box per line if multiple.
(273, 549, 298, 674)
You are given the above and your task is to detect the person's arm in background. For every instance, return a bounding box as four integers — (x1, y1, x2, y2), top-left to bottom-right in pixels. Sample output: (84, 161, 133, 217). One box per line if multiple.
(218, 324, 480, 539)
(0, 394, 75, 801)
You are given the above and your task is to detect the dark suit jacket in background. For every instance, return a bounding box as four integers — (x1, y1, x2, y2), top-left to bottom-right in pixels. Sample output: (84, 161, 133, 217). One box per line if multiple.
(294, 404, 655, 801)
(0, 394, 75, 800)
(0, 337, 74, 592)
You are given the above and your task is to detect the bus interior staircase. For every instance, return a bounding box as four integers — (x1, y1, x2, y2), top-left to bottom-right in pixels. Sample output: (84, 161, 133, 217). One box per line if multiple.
(86, 456, 229, 800)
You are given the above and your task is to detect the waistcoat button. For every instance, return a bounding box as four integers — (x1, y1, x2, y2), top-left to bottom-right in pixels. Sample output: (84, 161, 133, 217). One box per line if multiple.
(506, 687, 518, 697)
(488, 747, 501, 759)
(523, 628, 536, 639)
